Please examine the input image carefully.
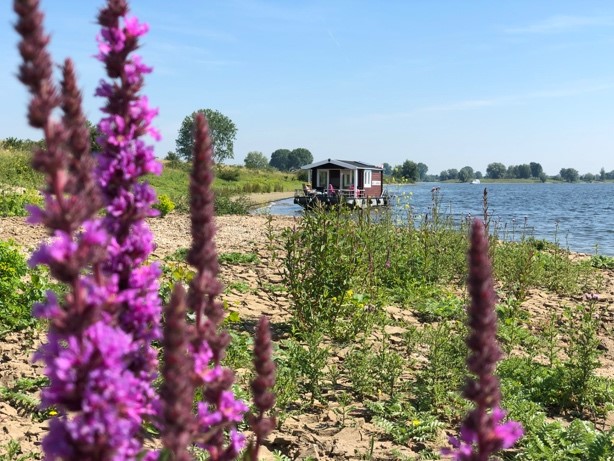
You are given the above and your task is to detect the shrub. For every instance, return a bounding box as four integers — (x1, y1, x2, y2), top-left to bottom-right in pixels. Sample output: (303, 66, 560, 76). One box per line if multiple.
(0, 240, 50, 335)
(0, 189, 43, 217)
(0, 150, 43, 188)
(217, 166, 241, 181)
(152, 193, 175, 216)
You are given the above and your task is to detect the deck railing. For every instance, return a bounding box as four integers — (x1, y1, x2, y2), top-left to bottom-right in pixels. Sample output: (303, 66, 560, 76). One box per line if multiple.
(295, 188, 366, 198)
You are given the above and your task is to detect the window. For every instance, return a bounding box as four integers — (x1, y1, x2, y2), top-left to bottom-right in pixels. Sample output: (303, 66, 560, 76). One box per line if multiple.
(364, 170, 372, 188)
(317, 170, 329, 188)
(341, 171, 352, 188)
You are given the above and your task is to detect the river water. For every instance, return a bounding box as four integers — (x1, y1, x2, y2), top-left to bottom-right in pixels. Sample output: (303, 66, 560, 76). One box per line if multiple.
(254, 182, 614, 256)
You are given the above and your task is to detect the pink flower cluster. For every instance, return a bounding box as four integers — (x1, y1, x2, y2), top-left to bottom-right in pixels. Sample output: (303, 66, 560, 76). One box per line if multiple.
(443, 220, 523, 460)
(14, 1, 274, 460)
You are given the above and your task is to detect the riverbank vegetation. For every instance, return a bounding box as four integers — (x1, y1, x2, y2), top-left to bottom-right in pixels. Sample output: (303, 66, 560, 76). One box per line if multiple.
(0, 142, 303, 217)
(2, 191, 613, 459)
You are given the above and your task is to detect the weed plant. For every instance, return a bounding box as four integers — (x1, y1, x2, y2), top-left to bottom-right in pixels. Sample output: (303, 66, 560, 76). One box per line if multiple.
(0, 189, 43, 217)
(0, 440, 41, 461)
(0, 148, 43, 188)
(264, 194, 612, 459)
(152, 193, 175, 216)
(0, 240, 54, 335)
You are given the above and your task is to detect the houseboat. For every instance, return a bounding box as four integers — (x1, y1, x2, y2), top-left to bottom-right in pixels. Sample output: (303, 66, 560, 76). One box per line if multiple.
(294, 159, 390, 209)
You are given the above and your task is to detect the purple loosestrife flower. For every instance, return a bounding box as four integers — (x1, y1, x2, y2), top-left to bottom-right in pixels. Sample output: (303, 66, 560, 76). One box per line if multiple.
(40, 323, 150, 460)
(443, 220, 523, 460)
(160, 284, 195, 461)
(15, 0, 161, 458)
(246, 316, 277, 460)
(94, 0, 163, 448)
(186, 113, 248, 460)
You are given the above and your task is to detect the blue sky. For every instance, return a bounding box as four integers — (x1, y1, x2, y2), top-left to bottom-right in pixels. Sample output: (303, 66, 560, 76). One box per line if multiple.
(3, 1, 614, 176)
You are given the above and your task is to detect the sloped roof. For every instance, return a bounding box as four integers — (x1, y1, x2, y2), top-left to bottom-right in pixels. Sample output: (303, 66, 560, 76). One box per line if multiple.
(301, 159, 383, 170)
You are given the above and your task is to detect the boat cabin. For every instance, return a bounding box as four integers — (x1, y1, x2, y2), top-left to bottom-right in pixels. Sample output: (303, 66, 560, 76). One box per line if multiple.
(301, 159, 384, 198)
(294, 159, 388, 209)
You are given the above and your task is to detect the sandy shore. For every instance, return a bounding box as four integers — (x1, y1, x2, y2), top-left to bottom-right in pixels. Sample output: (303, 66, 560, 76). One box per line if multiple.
(243, 191, 295, 207)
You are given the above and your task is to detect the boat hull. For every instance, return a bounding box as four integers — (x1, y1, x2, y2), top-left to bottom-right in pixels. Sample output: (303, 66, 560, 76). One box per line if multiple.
(294, 193, 389, 210)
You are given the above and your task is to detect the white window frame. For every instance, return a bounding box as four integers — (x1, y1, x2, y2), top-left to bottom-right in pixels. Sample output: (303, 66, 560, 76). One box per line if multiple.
(317, 170, 329, 188)
(364, 169, 372, 188)
(341, 170, 352, 188)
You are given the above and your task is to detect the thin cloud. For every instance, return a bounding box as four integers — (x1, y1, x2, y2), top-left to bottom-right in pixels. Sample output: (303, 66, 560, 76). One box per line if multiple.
(506, 15, 614, 34)
(422, 80, 614, 113)
(155, 24, 237, 42)
(347, 80, 614, 123)
(422, 99, 499, 113)
(327, 29, 341, 48)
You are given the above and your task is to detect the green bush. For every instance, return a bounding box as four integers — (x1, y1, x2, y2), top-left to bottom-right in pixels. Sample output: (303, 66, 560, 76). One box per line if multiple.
(217, 167, 241, 181)
(0, 137, 44, 152)
(214, 192, 250, 215)
(0, 150, 43, 188)
(0, 189, 43, 217)
(0, 240, 51, 335)
(152, 193, 175, 217)
(295, 170, 308, 182)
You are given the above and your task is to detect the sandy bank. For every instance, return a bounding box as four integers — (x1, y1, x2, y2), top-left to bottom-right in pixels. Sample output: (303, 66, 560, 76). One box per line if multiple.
(242, 191, 295, 207)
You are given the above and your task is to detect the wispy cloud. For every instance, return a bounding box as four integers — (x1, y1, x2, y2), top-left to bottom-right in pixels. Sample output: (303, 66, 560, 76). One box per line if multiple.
(155, 24, 237, 42)
(327, 29, 341, 48)
(422, 99, 499, 113)
(346, 79, 614, 122)
(506, 15, 614, 34)
(229, 0, 326, 24)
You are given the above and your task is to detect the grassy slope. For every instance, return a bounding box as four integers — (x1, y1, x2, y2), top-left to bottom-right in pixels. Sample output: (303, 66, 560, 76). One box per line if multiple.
(0, 149, 302, 206)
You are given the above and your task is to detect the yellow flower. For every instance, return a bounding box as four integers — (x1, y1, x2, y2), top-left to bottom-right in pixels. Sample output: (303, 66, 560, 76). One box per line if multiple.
(49, 410, 58, 416)
(412, 419, 421, 426)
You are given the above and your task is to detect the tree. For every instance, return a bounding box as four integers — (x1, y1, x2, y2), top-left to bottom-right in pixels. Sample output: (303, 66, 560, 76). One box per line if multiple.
(176, 109, 237, 163)
(559, 168, 579, 182)
(447, 168, 458, 180)
(244, 151, 269, 170)
(269, 149, 291, 171)
(475, 171, 483, 179)
(439, 170, 449, 181)
(287, 148, 313, 170)
(600, 167, 606, 181)
(529, 162, 543, 178)
(165, 151, 181, 162)
(400, 160, 419, 182)
(486, 162, 506, 179)
(416, 162, 428, 181)
(517, 164, 531, 179)
(458, 166, 475, 183)
(383, 162, 392, 176)
(506, 165, 519, 179)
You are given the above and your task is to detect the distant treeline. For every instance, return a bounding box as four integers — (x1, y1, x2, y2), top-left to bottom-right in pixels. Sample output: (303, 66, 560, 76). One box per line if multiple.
(381, 159, 614, 183)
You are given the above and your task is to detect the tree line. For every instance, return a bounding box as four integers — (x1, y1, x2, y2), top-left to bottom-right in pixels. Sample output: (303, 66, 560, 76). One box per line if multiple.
(169, 108, 314, 172)
(3, 102, 612, 183)
(381, 159, 614, 183)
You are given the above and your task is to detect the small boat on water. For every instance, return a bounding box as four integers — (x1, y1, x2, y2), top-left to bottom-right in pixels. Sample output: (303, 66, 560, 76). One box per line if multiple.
(294, 159, 390, 209)
(471, 179, 481, 184)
